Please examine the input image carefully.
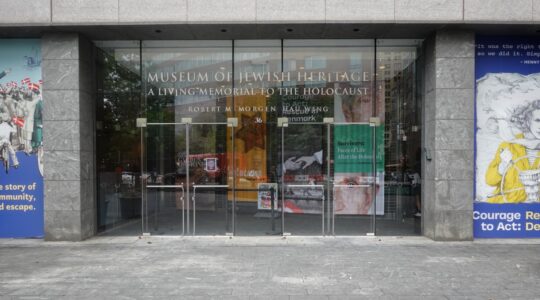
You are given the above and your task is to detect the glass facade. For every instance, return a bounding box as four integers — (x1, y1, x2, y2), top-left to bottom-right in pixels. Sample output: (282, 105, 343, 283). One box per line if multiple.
(96, 41, 141, 234)
(95, 39, 423, 236)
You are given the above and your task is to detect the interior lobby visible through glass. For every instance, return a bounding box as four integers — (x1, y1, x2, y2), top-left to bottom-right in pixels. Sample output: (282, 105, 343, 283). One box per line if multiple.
(95, 39, 424, 236)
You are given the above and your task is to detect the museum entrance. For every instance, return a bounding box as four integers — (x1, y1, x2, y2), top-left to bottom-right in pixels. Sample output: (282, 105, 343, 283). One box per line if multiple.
(141, 121, 232, 236)
(139, 117, 379, 236)
(278, 120, 381, 236)
(95, 39, 423, 237)
(140, 116, 283, 237)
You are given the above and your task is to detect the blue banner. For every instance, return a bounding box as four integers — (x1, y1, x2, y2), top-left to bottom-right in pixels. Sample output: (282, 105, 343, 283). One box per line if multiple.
(475, 36, 540, 238)
(474, 203, 540, 238)
(0, 153, 44, 238)
(0, 39, 43, 238)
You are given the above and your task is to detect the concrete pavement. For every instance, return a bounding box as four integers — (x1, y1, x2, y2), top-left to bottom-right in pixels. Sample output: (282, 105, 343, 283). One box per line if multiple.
(1, 236, 540, 299)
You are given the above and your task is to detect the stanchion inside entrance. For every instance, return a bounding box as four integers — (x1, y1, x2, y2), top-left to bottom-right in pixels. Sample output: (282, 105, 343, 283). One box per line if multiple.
(269, 185, 278, 235)
(228, 186, 282, 236)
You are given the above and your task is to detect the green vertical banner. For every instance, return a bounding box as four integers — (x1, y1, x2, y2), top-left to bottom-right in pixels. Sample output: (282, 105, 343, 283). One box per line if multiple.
(334, 124, 384, 173)
(333, 124, 384, 215)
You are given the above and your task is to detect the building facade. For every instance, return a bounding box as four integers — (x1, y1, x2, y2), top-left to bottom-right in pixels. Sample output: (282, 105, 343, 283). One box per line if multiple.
(1, 0, 540, 241)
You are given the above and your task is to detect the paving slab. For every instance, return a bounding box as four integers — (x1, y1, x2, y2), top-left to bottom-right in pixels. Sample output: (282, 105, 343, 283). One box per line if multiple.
(0, 236, 539, 299)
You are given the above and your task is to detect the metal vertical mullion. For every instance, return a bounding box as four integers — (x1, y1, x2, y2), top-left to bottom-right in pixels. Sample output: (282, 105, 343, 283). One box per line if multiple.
(322, 188, 325, 236)
(192, 187, 196, 236)
(182, 181, 185, 237)
(332, 186, 335, 236)
(144, 131, 149, 234)
(371, 39, 378, 235)
(224, 130, 229, 234)
(139, 41, 147, 236)
(186, 124, 190, 235)
(139, 41, 143, 112)
(232, 126, 236, 235)
(232, 40, 236, 236)
(140, 126, 145, 234)
(326, 123, 331, 236)
(281, 126, 285, 234)
(280, 39, 285, 235)
(371, 121, 377, 235)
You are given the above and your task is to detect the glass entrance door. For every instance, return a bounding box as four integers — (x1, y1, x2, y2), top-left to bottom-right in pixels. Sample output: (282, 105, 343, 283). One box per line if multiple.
(141, 122, 187, 236)
(331, 122, 382, 235)
(187, 122, 231, 236)
(98, 39, 423, 237)
(140, 118, 381, 237)
(141, 116, 284, 237)
(141, 120, 232, 236)
(278, 120, 380, 236)
(231, 40, 283, 235)
(278, 120, 330, 235)
(279, 39, 379, 235)
(228, 110, 282, 236)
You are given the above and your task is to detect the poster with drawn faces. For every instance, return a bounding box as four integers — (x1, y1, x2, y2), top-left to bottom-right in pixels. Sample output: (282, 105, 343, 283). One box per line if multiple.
(475, 36, 540, 238)
(332, 84, 385, 216)
(476, 73, 540, 204)
(0, 39, 44, 238)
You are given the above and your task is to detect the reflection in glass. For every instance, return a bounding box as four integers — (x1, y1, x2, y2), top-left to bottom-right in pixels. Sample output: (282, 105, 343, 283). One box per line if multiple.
(94, 39, 424, 237)
(377, 39, 423, 236)
(232, 40, 282, 235)
(282, 40, 377, 235)
(95, 41, 142, 234)
(141, 41, 232, 235)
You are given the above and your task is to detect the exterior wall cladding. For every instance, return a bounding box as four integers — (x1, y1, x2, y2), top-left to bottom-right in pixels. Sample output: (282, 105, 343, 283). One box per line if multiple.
(2, 0, 538, 241)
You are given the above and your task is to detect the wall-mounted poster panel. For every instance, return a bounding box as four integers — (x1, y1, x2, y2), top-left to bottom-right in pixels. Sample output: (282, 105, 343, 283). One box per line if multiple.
(475, 36, 540, 238)
(0, 39, 43, 238)
(333, 90, 385, 215)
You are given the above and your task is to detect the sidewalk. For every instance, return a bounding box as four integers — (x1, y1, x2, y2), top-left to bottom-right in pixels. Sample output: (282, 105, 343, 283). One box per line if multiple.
(1, 236, 539, 299)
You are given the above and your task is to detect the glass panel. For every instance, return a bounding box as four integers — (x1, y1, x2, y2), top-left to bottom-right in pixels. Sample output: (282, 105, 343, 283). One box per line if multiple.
(95, 41, 142, 235)
(332, 123, 382, 235)
(142, 40, 232, 124)
(376, 39, 423, 236)
(232, 40, 282, 235)
(189, 123, 230, 236)
(141, 41, 233, 236)
(95, 39, 424, 237)
(281, 40, 376, 235)
(280, 123, 328, 235)
(143, 124, 186, 235)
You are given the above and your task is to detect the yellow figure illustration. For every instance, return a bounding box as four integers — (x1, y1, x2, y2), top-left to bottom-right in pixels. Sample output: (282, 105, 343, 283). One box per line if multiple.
(486, 100, 540, 203)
